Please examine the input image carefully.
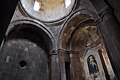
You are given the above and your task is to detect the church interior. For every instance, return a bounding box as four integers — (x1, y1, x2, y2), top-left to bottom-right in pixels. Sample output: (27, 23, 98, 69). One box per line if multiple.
(0, 0, 120, 80)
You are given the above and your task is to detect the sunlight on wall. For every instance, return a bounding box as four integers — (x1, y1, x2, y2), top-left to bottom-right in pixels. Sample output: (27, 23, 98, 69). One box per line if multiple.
(65, 0, 71, 8)
(33, 1, 41, 11)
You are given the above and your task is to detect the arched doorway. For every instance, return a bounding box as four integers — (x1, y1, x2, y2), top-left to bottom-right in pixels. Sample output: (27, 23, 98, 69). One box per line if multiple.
(59, 10, 115, 80)
(0, 22, 55, 80)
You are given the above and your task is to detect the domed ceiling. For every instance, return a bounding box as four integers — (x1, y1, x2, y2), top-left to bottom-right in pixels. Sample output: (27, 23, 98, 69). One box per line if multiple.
(21, 0, 75, 22)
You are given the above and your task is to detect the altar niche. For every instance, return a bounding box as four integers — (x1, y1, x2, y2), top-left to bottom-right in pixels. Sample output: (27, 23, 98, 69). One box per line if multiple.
(84, 49, 107, 80)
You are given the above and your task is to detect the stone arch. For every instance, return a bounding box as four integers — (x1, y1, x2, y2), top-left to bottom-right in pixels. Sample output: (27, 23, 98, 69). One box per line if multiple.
(0, 19, 57, 80)
(58, 9, 100, 80)
(5, 19, 56, 52)
(58, 9, 99, 49)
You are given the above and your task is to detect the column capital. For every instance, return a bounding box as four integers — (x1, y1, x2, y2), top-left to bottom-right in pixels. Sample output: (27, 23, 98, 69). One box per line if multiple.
(57, 48, 71, 54)
(49, 49, 57, 56)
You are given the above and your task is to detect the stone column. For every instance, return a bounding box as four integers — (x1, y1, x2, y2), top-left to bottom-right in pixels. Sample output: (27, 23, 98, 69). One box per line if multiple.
(50, 50, 61, 80)
(98, 7, 120, 79)
(70, 50, 85, 80)
(58, 49, 67, 80)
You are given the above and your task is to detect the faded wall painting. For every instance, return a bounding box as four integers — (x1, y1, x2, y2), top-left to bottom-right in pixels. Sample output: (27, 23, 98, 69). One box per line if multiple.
(87, 55, 99, 79)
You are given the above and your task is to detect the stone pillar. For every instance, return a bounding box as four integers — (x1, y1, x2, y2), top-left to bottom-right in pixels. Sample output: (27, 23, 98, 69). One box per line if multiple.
(98, 7, 120, 79)
(58, 49, 67, 80)
(98, 49, 111, 80)
(50, 50, 61, 80)
(71, 50, 85, 80)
